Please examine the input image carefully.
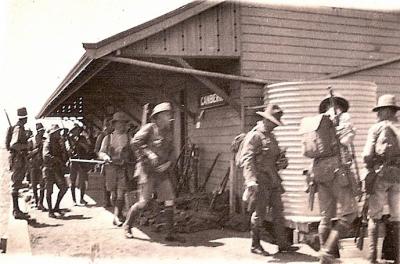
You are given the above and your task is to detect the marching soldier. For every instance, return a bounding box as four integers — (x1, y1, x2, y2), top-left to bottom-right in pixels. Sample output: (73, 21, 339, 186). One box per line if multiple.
(314, 94, 358, 264)
(27, 122, 46, 210)
(362, 94, 400, 264)
(94, 117, 113, 207)
(68, 123, 91, 206)
(240, 104, 294, 256)
(98, 112, 134, 226)
(42, 124, 69, 218)
(9, 107, 30, 219)
(123, 102, 185, 242)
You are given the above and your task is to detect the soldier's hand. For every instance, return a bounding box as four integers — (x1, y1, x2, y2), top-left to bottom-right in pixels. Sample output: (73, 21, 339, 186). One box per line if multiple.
(103, 154, 111, 164)
(276, 157, 289, 170)
(364, 170, 377, 194)
(155, 161, 171, 173)
(147, 152, 159, 167)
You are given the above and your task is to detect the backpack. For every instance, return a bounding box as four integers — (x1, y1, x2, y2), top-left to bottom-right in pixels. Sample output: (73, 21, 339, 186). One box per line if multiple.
(231, 133, 247, 167)
(375, 122, 400, 159)
(5, 125, 14, 151)
(299, 114, 338, 159)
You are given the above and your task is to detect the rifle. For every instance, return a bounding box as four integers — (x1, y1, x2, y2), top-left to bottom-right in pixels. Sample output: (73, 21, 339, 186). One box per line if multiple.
(199, 153, 221, 192)
(354, 196, 369, 250)
(209, 166, 230, 210)
(327, 86, 362, 198)
(304, 169, 317, 211)
(350, 142, 362, 202)
(141, 103, 149, 127)
(70, 158, 135, 165)
(4, 109, 11, 127)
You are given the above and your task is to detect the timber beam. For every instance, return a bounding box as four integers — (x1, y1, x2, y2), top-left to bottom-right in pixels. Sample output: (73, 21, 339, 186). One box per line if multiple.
(172, 57, 240, 113)
(102, 56, 269, 85)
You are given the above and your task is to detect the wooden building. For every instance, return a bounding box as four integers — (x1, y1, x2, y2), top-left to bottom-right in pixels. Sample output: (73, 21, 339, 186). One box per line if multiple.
(38, 1, 400, 224)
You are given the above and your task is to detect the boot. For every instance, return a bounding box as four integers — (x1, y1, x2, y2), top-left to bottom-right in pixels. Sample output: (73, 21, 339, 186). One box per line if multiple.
(319, 225, 340, 258)
(392, 221, 400, 264)
(71, 186, 77, 205)
(11, 193, 29, 219)
(123, 203, 140, 239)
(37, 189, 45, 211)
(104, 190, 111, 207)
(250, 227, 270, 256)
(113, 200, 124, 227)
(275, 219, 298, 253)
(47, 195, 56, 218)
(368, 218, 379, 264)
(54, 187, 67, 213)
(319, 221, 348, 264)
(79, 182, 87, 205)
(164, 206, 185, 243)
(32, 184, 39, 206)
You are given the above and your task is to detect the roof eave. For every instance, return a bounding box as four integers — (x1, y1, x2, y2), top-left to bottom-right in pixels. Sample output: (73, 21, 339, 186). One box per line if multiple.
(36, 53, 93, 118)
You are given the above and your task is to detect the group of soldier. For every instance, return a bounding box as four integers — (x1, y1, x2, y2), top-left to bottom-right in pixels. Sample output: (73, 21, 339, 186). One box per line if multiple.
(240, 93, 400, 264)
(7, 102, 184, 242)
(6, 94, 400, 263)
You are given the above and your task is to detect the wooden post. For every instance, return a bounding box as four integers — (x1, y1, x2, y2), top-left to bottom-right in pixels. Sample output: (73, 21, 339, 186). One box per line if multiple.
(229, 155, 237, 214)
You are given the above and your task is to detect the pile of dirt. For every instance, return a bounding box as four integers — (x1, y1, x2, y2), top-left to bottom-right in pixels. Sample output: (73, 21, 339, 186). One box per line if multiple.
(133, 191, 249, 234)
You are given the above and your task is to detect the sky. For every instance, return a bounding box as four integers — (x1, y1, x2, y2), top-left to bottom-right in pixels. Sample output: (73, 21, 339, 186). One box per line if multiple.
(1, 0, 400, 138)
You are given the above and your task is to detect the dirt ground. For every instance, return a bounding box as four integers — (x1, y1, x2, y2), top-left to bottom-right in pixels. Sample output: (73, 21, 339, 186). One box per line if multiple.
(0, 148, 372, 264)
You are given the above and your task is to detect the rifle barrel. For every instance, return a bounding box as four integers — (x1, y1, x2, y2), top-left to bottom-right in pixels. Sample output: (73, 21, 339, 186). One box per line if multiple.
(70, 158, 105, 164)
(4, 109, 11, 127)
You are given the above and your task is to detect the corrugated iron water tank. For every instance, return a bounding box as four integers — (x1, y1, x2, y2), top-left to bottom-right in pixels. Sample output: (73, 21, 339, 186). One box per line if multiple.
(265, 80, 377, 217)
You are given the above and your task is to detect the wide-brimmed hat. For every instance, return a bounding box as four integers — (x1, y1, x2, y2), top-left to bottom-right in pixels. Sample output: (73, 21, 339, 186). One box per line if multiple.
(70, 123, 83, 133)
(48, 124, 62, 135)
(319, 93, 349, 114)
(256, 104, 284, 126)
(372, 94, 400, 112)
(17, 107, 28, 119)
(111, 111, 130, 123)
(35, 122, 45, 132)
(150, 102, 172, 118)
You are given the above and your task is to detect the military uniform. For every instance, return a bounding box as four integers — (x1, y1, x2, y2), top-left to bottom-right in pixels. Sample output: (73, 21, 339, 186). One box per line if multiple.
(42, 124, 68, 218)
(99, 112, 134, 226)
(68, 124, 91, 205)
(9, 107, 29, 219)
(241, 121, 290, 255)
(240, 104, 293, 256)
(123, 102, 183, 242)
(314, 94, 358, 264)
(362, 94, 400, 264)
(27, 123, 46, 209)
(94, 118, 113, 206)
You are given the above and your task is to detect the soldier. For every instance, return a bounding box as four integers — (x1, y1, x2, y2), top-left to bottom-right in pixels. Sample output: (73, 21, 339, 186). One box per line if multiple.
(68, 123, 91, 206)
(123, 102, 185, 242)
(362, 94, 400, 264)
(9, 107, 30, 219)
(27, 122, 46, 210)
(94, 117, 113, 207)
(98, 112, 134, 226)
(240, 104, 294, 256)
(314, 94, 358, 264)
(42, 124, 69, 218)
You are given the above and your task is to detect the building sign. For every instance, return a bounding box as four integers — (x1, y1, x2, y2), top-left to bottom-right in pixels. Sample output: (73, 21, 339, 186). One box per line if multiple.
(199, 93, 226, 109)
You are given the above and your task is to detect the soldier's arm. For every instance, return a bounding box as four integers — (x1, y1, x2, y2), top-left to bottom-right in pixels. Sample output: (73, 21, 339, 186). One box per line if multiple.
(131, 124, 156, 161)
(98, 135, 111, 161)
(10, 126, 28, 151)
(78, 135, 90, 152)
(94, 133, 105, 155)
(42, 140, 55, 164)
(362, 125, 379, 168)
(241, 133, 261, 187)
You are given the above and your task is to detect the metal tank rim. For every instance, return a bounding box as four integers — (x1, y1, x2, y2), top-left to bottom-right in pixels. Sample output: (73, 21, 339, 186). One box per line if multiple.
(266, 79, 378, 89)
